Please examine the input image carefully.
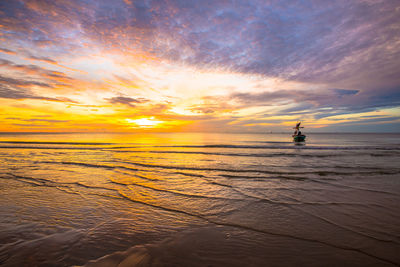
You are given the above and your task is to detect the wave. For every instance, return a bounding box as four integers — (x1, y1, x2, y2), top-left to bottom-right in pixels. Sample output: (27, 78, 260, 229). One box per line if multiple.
(146, 144, 400, 151)
(4, 173, 110, 191)
(104, 149, 359, 158)
(3, 173, 398, 266)
(33, 160, 400, 202)
(1, 142, 399, 155)
(0, 141, 114, 145)
(109, 178, 239, 201)
(294, 206, 400, 245)
(2, 173, 124, 201)
(40, 161, 115, 169)
(0, 146, 104, 150)
(309, 178, 400, 196)
(242, 141, 293, 144)
(113, 160, 400, 176)
(1, 148, 397, 158)
(38, 160, 400, 178)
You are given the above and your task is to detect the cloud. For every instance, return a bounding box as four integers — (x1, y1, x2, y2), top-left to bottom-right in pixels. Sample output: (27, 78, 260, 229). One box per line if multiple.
(0, 48, 17, 55)
(0, 75, 76, 103)
(1, 0, 398, 89)
(332, 89, 359, 96)
(106, 96, 149, 107)
(5, 117, 69, 123)
(0, 84, 59, 102)
(0, 58, 76, 86)
(0, 0, 399, 131)
(27, 55, 57, 64)
(230, 91, 290, 105)
(226, 88, 381, 119)
(25, 118, 70, 123)
(0, 85, 38, 100)
(230, 88, 362, 107)
(0, 75, 53, 88)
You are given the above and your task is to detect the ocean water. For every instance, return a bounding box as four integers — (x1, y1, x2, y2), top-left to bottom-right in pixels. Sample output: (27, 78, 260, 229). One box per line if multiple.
(0, 132, 399, 266)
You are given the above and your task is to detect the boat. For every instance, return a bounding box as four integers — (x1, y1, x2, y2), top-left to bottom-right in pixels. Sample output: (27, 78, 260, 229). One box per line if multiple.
(292, 122, 306, 142)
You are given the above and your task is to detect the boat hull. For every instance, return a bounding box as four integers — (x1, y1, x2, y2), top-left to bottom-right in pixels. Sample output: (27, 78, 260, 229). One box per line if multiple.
(293, 135, 306, 142)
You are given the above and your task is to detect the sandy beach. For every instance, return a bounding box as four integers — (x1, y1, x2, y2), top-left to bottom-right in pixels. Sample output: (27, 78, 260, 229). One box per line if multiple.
(0, 132, 399, 266)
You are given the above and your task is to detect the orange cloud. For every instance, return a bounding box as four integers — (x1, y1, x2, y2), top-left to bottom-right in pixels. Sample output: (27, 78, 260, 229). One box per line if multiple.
(0, 48, 17, 55)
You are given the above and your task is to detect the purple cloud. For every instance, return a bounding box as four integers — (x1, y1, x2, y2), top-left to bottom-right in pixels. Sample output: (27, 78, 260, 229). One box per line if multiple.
(2, 0, 398, 85)
(107, 96, 149, 107)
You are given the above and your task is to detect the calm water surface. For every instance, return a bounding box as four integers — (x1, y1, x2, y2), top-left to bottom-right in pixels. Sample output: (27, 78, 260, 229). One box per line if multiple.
(0, 132, 399, 266)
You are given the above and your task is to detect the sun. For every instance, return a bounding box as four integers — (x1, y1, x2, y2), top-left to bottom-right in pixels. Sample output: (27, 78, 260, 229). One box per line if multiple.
(125, 117, 163, 128)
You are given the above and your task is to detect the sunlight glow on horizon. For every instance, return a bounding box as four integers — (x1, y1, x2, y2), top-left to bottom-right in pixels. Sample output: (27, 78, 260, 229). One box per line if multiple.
(125, 117, 163, 128)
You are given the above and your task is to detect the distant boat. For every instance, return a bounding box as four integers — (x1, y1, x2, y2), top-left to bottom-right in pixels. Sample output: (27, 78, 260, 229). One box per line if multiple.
(292, 122, 306, 142)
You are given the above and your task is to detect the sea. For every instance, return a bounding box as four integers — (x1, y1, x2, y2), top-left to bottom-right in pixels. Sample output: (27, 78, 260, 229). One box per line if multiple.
(0, 132, 399, 267)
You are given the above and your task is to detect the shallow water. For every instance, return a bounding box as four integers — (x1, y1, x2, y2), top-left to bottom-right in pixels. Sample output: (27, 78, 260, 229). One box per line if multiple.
(0, 132, 399, 266)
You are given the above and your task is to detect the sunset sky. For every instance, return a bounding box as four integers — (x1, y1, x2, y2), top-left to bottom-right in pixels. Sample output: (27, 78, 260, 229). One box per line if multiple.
(0, 0, 399, 132)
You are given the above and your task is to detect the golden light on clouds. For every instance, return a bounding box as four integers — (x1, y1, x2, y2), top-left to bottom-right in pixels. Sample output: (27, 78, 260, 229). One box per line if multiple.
(0, 0, 399, 132)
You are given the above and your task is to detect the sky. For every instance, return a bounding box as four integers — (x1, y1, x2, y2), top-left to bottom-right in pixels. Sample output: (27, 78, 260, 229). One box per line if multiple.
(0, 0, 399, 133)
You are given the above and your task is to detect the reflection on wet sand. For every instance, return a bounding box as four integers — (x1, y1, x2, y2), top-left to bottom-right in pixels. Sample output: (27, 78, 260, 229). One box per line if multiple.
(0, 133, 399, 266)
